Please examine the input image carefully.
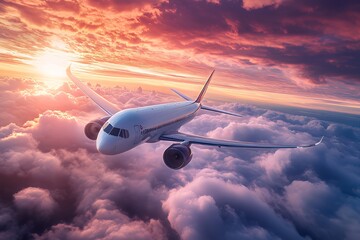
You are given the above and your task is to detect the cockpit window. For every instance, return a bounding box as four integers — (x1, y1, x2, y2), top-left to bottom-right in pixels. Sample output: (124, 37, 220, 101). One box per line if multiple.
(103, 122, 129, 138)
(119, 129, 125, 138)
(103, 123, 113, 133)
(110, 127, 120, 136)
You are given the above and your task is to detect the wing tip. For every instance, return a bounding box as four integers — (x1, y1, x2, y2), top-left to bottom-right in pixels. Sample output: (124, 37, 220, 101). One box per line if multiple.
(66, 64, 72, 77)
(315, 136, 324, 145)
(297, 136, 324, 149)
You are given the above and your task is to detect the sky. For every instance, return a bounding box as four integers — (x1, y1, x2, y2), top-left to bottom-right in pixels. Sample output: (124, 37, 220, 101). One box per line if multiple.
(0, 0, 359, 114)
(0, 0, 360, 240)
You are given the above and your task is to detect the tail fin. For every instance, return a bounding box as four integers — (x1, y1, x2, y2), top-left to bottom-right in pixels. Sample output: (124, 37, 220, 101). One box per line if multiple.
(195, 70, 215, 103)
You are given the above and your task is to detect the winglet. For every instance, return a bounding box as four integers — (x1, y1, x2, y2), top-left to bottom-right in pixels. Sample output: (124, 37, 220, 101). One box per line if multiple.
(297, 136, 324, 149)
(195, 70, 215, 103)
(66, 64, 72, 78)
(316, 136, 324, 145)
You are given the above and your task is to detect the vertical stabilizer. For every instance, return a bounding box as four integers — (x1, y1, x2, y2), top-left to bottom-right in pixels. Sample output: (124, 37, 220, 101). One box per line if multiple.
(195, 70, 215, 103)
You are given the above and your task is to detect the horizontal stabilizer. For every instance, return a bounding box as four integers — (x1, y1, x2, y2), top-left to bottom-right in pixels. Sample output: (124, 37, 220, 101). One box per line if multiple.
(171, 89, 193, 101)
(201, 105, 242, 117)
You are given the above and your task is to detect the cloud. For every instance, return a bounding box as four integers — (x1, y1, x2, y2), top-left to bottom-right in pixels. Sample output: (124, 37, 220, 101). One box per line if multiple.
(135, 0, 360, 85)
(4, 1, 49, 27)
(14, 187, 58, 219)
(163, 175, 303, 240)
(87, 0, 161, 12)
(45, 0, 80, 13)
(1, 0, 359, 115)
(36, 199, 167, 240)
(242, 0, 284, 10)
(0, 0, 359, 238)
(25, 110, 92, 152)
(0, 73, 359, 239)
(283, 180, 346, 239)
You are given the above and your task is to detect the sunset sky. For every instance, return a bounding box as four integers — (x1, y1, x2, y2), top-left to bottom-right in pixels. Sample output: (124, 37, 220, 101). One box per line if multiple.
(0, 0, 359, 114)
(1, 1, 360, 240)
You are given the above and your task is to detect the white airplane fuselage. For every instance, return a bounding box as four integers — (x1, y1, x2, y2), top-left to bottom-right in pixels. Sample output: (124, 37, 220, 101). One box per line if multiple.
(67, 65, 322, 170)
(96, 101, 199, 154)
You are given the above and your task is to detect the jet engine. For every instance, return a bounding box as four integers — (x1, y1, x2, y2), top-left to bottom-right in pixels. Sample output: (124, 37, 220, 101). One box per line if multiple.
(163, 144, 192, 169)
(84, 116, 110, 140)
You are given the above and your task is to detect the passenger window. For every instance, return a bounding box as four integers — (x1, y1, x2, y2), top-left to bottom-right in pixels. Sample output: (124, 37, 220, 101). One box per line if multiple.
(104, 124, 113, 133)
(110, 127, 120, 136)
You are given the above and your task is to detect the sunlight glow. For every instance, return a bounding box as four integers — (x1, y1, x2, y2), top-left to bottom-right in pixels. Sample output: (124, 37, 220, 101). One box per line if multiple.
(34, 48, 73, 79)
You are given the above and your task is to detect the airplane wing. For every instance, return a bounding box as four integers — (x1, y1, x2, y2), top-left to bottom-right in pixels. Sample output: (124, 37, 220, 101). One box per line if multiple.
(160, 132, 323, 149)
(66, 65, 120, 115)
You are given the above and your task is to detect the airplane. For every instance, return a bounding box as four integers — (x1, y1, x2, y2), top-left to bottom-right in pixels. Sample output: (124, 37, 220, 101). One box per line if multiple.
(66, 66, 323, 169)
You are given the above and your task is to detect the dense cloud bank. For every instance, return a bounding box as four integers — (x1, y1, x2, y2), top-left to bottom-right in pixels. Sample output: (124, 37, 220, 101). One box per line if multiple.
(0, 77, 359, 240)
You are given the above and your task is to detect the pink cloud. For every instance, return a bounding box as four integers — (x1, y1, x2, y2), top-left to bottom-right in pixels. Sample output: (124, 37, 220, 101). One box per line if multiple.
(0, 71, 359, 239)
(163, 175, 304, 240)
(86, 0, 161, 12)
(285, 181, 331, 217)
(1, 0, 359, 117)
(242, 0, 284, 10)
(38, 199, 166, 240)
(14, 187, 58, 218)
(45, 0, 80, 13)
(25, 110, 92, 152)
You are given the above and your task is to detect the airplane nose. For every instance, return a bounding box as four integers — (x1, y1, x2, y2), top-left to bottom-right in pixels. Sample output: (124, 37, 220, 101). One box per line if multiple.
(96, 136, 117, 155)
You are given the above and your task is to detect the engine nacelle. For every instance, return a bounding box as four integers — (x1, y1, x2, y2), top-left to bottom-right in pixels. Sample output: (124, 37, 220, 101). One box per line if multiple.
(84, 116, 110, 140)
(163, 144, 192, 169)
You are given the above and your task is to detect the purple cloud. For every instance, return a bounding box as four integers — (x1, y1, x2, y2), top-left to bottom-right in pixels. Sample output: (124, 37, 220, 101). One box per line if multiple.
(0, 77, 359, 239)
(136, 0, 360, 84)
(14, 187, 58, 219)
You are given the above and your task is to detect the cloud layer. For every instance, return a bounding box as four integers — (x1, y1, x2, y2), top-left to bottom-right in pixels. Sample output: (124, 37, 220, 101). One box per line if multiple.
(0, 77, 359, 240)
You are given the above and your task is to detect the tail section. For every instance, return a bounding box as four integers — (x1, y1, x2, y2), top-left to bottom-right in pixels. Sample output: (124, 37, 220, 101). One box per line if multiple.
(195, 70, 215, 103)
(171, 69, 241, 117)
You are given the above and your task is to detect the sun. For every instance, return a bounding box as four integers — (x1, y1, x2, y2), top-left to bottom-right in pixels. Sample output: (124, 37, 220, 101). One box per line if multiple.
(34, 48, 74, 79)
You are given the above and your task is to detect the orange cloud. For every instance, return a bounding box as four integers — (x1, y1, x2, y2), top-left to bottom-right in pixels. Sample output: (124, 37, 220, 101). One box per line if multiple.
(0, 0, 359, 115)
